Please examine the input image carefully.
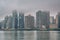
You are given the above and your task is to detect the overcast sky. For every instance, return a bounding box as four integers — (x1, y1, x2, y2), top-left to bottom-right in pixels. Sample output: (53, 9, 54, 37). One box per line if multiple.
(0, 0, 60, 20)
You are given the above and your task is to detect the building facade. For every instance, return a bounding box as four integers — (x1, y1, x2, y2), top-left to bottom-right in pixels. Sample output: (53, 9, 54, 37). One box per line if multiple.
(6, 16, 13, 29)
(36, 10, 50, 30)
(18, 12, 24, 29)
(12, 10, 18, 29)
(50, 16, 55, 24)
(25, 15, 34, 29)
(56, 12, 60, 28)
(4, 16, 9, 29)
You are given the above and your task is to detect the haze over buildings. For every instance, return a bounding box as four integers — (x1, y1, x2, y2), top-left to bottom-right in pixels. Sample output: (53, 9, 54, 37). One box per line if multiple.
(0, 0, 60, 30)
(0, 0, 60, 21)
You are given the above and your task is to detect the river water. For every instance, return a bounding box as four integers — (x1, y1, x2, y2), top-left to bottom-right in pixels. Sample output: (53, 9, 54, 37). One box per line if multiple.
(0, 31, 60, 40)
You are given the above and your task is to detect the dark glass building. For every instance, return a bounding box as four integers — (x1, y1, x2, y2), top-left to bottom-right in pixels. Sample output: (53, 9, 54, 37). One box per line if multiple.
(19, 12, 24, 29)
(12, 10, 18, 29)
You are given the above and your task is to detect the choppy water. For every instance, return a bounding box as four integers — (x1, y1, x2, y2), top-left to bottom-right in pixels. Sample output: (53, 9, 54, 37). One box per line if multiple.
(0, 31, 60, 40)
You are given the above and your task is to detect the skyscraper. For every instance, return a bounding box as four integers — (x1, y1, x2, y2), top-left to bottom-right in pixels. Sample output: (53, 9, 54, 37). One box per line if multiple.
(36, 10, 50, 30)
(12, 10, 18, 29)
(25, 15, 34, 29)
(18, 12, 24, 29)
(6, 16, 13, 29)
(56, 12, 60, 28)
(4, 16, 9, 29)
(0, 22, 2, 29)
(0, 20, 5, 29)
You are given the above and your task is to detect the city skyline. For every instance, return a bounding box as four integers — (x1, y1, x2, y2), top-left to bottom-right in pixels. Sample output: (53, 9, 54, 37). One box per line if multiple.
(0, 0, 60, 40)
(0, 0, 60, 21)
(0, 10, 60, 30)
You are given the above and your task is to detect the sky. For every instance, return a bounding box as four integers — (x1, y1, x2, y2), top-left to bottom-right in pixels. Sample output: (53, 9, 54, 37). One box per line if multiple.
(0, 0, 60, 20)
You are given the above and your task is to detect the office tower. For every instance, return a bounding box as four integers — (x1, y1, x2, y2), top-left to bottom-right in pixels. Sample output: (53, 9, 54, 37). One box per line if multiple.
(25, 15, 34, 29)
(18, 12, 24, 29)
(50, 16, 55, 24)
(12, 10, 18, 29)
(4, 16, 9, 29)
(56, 12, 60, 28)
(0, 20, 5, 29)
(0, 20, 6, 29)
(56, 14, 58, 25)
(0, 22, 2, 29)
(6, 16, 13, 29)
(36, 10, 50, 30)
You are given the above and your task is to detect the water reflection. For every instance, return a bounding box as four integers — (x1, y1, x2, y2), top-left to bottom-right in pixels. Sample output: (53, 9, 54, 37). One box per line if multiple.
(17, 31, 24, 40)
(49, 31, 58, 40)
(24, 31, 36, 40)
(57, 31, 60, 40)
(37, 31, 50, 40)
(4, 31, 15, 40)
(0, 31, 60, 40)
(0, 31, 4, 40)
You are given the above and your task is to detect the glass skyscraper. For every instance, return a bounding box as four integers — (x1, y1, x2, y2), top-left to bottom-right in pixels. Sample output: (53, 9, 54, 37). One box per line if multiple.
(12, 10, 18, 29)
(18, 12, 24, 29)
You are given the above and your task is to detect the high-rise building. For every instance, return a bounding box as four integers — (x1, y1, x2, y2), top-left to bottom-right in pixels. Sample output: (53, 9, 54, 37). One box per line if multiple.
(36, 10, 50, 30)
(6, 16, 13, 29)
(18, 12, 24, 29)
(12, 10, 18, 29)
(25, 15, 34, 29)
(50, 16, 55, 24)
(4, 16, 9, 29)
(56, 12, 60, 28)
(0, 22, 2, 29)
(56, 14, 58, 25)
(1, 20, 5, 29)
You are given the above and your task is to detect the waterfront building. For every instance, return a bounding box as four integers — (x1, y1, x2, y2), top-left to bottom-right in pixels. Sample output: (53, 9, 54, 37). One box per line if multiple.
(36, 10, 50, 30)
(56, 12, 60, 28)
(25, 15, 34, 29)
(6, 16, 13, 29)
(4, 16, 9, 29)
(49, 24, 57, 29)
(12, 10, 18, 29)
(18, 12, 24, 29)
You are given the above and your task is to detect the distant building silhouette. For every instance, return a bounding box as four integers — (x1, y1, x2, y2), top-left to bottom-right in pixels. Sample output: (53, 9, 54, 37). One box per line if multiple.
(50, 16, 55, 24)
(18, 12, 24, 29)
(36, 10, 50, 30)
(25, 15, 34, 29)
(56, 12, 60, 28)
(0, 22, 2, 29)
(4, 16, 9, 29)
(12, 10, 18, 29)
(49, 16, 58, 29)
(6, 16, 13, 29)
